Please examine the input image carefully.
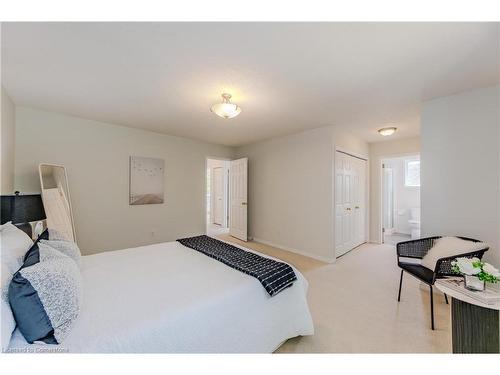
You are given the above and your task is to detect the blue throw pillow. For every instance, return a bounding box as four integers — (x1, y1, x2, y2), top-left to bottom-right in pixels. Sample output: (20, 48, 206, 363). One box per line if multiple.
(8, 232, 82, 344)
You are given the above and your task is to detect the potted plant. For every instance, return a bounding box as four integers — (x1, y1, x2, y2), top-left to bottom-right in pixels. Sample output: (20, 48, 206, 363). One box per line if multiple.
(451, 257, 500, 291)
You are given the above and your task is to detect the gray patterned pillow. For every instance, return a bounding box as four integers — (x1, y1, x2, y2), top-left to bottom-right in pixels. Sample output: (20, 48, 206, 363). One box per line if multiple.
(9, 251, 82, 344)
(38, 243, 70, 263)
(47, 228, 70, 241)
(39, 240, 81, 267)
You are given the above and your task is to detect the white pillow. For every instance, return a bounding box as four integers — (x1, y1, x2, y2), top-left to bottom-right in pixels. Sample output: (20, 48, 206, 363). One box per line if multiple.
(1, 263, 16, 351)
(1, 297, 15, 351)
(0, 223, 33, 351)
(0, 222, 34, 275)
(0, 221, 12, 231)
(421, 236, 488, 271)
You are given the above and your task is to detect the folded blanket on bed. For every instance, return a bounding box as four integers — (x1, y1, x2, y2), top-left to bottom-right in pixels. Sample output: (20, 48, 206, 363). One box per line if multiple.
(177, 235, 297, 296)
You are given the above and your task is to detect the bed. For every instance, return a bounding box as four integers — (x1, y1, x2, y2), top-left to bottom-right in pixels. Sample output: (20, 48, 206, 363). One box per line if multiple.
(7, 238, 314, 353)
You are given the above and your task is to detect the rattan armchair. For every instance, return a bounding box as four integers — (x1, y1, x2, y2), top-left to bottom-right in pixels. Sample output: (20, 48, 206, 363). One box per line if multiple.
(396, 236, 488, 330)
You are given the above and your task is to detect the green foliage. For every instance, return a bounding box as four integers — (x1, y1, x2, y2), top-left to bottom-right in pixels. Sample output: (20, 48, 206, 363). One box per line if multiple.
(478, 271, 499, 283)
(451, 259, 499, 283)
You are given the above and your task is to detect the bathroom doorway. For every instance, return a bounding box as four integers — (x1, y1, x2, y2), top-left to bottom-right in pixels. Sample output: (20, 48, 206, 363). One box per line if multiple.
(381, 155, 420, 245)
(206, 158, 230, 237)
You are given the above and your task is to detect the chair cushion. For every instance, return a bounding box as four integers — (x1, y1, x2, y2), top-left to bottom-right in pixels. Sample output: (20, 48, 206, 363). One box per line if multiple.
(421, 236, 487, 271)
(399, 262, 435, 284)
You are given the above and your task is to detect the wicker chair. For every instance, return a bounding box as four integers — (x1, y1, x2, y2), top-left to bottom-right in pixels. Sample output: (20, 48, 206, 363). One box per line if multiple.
(396, 236, 488, 330)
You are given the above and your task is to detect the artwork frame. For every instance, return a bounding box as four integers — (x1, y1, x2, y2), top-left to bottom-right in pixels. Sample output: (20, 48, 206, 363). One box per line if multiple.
(129, 156, 165, 205)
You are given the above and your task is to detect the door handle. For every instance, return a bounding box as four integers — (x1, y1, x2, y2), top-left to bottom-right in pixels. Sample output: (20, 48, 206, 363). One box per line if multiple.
(242, 202, 247, 206)
(355, 206, 360, 209)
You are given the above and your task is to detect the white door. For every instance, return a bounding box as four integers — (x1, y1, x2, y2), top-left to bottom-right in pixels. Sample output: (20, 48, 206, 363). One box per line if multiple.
(212, 167, 224, 225)
(229, 157, 248, 241)
(353, 157, 367, 247)
(335, 152, 354, 257)
(335, 151, 366, 257)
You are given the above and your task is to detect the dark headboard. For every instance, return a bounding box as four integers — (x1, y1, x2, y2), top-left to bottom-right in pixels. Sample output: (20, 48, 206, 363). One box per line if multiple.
(1, 194, 46, 238)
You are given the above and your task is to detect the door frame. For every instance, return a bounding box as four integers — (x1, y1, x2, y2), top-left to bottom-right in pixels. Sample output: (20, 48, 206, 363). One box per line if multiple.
(381, 164, 395, 243)
(333, 147, 369, 259)
(378, 152, 421, 244)
(205, 156, 231, 234)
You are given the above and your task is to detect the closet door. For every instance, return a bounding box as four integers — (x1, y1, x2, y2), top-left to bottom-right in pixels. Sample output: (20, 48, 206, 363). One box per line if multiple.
(335, 151, 367, 258)
(353, 158, 367, 247)
(334, 154, 344, 257)
(335, 152, 354, 257)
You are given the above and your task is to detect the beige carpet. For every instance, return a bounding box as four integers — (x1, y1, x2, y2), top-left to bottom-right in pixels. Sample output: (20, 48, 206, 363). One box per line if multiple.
(218, 234, 452, 353)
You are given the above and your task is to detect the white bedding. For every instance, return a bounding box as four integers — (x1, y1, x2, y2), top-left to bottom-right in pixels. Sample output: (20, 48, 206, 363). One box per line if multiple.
(8, 240, 314, 353)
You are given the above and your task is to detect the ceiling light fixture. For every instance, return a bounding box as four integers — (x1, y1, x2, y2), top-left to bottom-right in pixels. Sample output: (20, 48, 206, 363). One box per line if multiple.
(378, 127, 397, 136)
(210, 93, 241, 119)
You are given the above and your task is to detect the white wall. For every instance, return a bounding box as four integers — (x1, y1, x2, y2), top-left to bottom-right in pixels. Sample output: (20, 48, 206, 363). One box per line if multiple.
(421, 86, 500, 266)
(382, 156, 420, 234)
(1, 86, 15, 194)
(12, 105, 370, 261)
(235, 125, 368, 262)
(369, 137, 421, 243)
(14, 107, 235, 254)
(333, 127, 370, 159)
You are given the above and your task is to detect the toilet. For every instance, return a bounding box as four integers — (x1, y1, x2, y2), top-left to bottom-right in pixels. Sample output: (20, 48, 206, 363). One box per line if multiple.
(408, 207, 421, 239)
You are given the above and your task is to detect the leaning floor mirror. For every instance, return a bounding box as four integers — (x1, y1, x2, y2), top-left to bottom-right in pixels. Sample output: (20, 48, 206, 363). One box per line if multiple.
(39, 163, 77, 243)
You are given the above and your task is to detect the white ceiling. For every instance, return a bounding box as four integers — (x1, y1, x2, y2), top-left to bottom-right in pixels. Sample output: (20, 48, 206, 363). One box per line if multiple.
(2, 22, 499, 146)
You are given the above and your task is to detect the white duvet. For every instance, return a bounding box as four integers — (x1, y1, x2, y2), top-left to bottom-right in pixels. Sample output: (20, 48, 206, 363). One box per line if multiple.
(8, 240, 314, 353)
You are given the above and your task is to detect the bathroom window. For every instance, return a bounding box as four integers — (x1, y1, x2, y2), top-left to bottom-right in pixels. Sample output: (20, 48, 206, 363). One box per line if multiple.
(405, 160, 420, 187)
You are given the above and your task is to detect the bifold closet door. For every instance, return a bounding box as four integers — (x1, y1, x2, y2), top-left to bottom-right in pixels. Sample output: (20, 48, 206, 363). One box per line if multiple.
(335, 151, 367, 258)
(352, 157, 366, 248)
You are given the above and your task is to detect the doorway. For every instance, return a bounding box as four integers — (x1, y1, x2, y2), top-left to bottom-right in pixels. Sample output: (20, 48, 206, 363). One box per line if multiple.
(381, 155, 421, 245)
(206, 158, 230, 237)
(205, 157, 248, 241)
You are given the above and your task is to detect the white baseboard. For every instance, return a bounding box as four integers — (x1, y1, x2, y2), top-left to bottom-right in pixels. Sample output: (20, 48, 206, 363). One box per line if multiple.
(252, 237, 335, 263)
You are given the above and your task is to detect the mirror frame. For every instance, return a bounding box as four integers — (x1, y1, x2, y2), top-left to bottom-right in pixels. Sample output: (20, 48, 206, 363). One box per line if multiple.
(38, 163, 77, 243)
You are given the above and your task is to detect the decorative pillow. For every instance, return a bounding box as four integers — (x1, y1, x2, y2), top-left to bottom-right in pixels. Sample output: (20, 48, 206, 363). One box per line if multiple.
(48, 228, 71, 242)
(1, 228, 51, 350)
(1, 297, 15, 351)
(1, 263, 16, 351)
(0, 222, 34, 275)
(421, 236, 488, 271)
(9, 248, 82, 344)
(0, 221, 11, 231)
(39, 240, 81, 268)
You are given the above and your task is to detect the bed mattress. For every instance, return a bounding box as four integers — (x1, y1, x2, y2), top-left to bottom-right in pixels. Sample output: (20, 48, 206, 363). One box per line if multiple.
(8, 239, 314, 353)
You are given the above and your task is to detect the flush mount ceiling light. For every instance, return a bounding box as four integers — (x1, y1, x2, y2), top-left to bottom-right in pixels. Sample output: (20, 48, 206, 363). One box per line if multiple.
(210, 93, 241, 119)
(378, 127, 397, 136)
